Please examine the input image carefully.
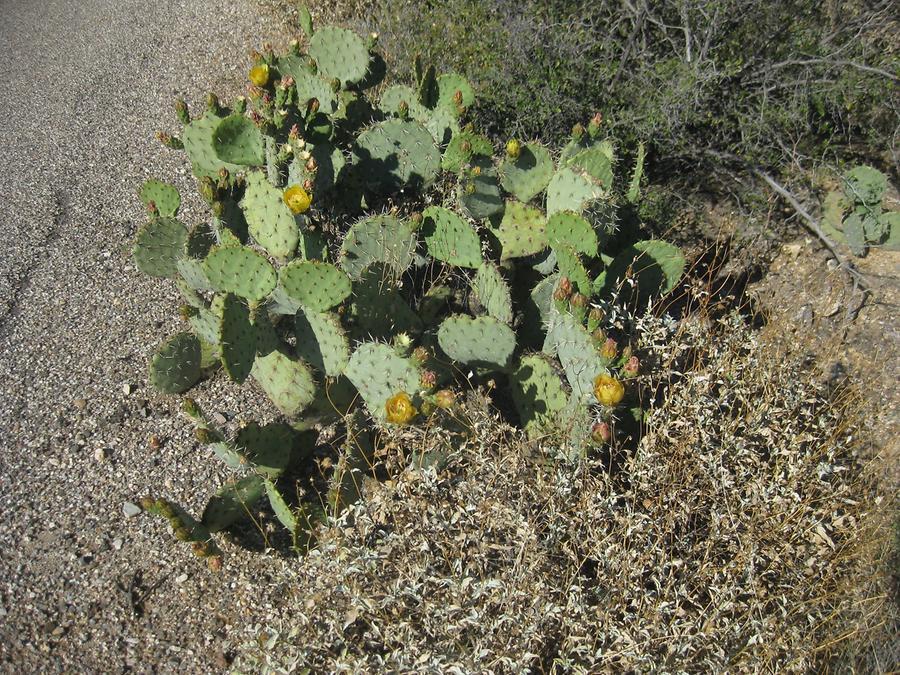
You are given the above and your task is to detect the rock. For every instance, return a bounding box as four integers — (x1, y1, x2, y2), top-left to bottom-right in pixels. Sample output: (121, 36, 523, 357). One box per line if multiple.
(211, 412, 227, 426)
(111, 538, 123, 551)
(122, 501, 142, 518)
(122, 383, 133, 396)
(175, 573, 188, 584)
(94, 447, 109, 462)
(73, 398, 87, 411)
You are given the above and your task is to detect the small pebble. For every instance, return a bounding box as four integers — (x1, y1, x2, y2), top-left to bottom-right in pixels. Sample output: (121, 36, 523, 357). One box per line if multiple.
(73, 398, 87, 411)
(175, 573, 188, 584)
(122, 501, 142, 518)
(211, 412, 227, 426)
(122, 383, 133, 396)
(111, 538, 123, 551)
(94, 447, 109, 462)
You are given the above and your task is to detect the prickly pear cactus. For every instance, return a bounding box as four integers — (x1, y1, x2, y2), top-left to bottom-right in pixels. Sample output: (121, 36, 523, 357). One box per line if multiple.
(821, 165, 898, 257)
(133, 4, 686, 567)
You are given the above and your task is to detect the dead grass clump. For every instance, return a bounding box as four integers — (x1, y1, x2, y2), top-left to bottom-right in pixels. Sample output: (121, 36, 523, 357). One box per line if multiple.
(234, 313, 896, 673)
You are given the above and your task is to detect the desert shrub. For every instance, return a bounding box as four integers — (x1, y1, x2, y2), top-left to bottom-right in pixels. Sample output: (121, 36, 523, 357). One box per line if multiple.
(356, 0, 899, 177)
(231, 312, 896, 672)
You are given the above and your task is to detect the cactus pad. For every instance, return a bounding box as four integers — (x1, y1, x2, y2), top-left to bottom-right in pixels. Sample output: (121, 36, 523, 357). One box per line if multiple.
(510, 354, 569, 436)
(340, 214, 417, 280)
(234, 422, 295, 478)
(240, 171, 300, 261)
(458, 160, 504, 220)
(422, 206, 483, 268)
(345, 342, 421, 421)
(134, 217, 188, 278)
(546, 167, 607, 216)
(487, 201, 547, 260)
(437, 315, 516, 369)
(139, 179, 180, 217)
(202, 474, 266, 532)
(212, 114, 265, 166)
(499, 142, 553, 203)
(472, 263, 513, 324)
(288, 141, 345, 197)
(567, 146, 614, 190)
(547, 211, 598, 257)
(309, 26, 370, 85)
(252, 348, 316, 418)
(544, 309, 606, 403)
(353, 119, 440, 191)
(218, 294, 257, 383)
(554, 245, 592, 296)
(436, 73, 475, 110)
(442, 131, 493, 173)
(350, 265, 422, 339)
(182, 112, 244, 179)
(203, 246, 277, 302)
(292, 69, 339, 115)
(294, 308, 350, 377)
(149, 332, 202, 394)
(599, 240, 685, 298)
(278, 261, 351, 311)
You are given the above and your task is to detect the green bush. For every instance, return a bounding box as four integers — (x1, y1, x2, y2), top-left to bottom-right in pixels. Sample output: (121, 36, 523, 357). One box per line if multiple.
(358, 0, 899, 175)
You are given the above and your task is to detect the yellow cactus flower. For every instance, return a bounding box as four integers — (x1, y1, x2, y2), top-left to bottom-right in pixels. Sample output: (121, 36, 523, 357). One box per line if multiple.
(249, 63, 270, 87)
(283, 185, 311, 214)
(385, 392, 417, 425)
(593, 373, 625, 407)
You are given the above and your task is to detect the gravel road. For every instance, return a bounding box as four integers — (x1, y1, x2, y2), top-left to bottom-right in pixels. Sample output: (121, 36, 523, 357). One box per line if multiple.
(0, 1, 301, 670)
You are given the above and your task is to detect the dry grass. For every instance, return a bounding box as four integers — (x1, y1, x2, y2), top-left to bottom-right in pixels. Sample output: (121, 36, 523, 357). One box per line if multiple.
(233, 311, 897, 673)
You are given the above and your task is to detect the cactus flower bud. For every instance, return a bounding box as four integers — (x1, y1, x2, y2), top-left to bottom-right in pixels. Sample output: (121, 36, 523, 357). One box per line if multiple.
(329, 78, 341, 92)
(410, 212, 423, 230)
(570, 292, 588, 309)
(181, 398, 200, 417)
(156, 131, 183, 149)
(173, 526, 191, 541)
(302, 179, 314, 192)
(393, 333, 413, 355)
(211, 201, 226, 219)
(557, 276, 573, 298)
(158, 501, 176, 519)
(433, 389, 456, 409)
(600, 338, 617, 360)
(412, 346, 430, 364)
(307, 98, 320, 116)
(174, 98, 189, 125)
(305, 157, 317, 172)
(397, 100, 410, 119)
(453, 89, 464, 106)
(283, 185, 312, 214)
(205, 93, 220, 114)
(506, 138, 521, 159)
(148, 434, 162, 450)
(191, 541, 209, 557)
(197, 177, 216, 203)
(593, 374, 625, 407)
(464, 182, 476, 195)
(146, 200, 158, 216)
(385, 392, 417, 425)
(471, 165, 482, 177)
(420, 369, 437, 389)
(588, 112, 603, 138)
(587, 307, 604, 333)
(288, 123, 301, 140)
(622, 356, 639, 378)
(591, 421, 611, 444)
(280, 75, 295, 89)
(249, 63, 269, 87)
(571, 122, 585, 142)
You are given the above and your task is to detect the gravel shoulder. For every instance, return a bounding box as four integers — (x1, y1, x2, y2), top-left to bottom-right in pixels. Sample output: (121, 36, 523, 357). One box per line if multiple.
(0, 1, 302, 670)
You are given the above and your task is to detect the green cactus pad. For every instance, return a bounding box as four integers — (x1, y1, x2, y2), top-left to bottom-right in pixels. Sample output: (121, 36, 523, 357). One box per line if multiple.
(176, 224, 216, 291)
(422, 206, 483, 268)
(240, 171, 300, 261)
(202, 474, 266, 533)
(291, 69, 338, 115)
(554, 245, 592, 296)
(188, 294, 225, 345)
(218, 294, 257, 383)
(350, 266, 422, 340)
(378, 85, 428, 119)
(547, 211, 598, 257)
(627, 142, 646, 204)
(203, 246, 277, 302)
(458, 160, 504, 220)
(560, 137, 615, 169)
(472, 263, 513, 324)
(521, 273, 558, 345)
(844, 165, 887, 206)
(264, 479, 298, 533)
(487, 201, 548, 260)
(182, 112, 244, 179)
(499, 142, 553, 203)
(143, 498, 218, 551)
(149, 332, 202, 394)
(278, 261, 351, 311)
(437, 315, 516, 369)
(139, 179, 180, 217)
(353, 119, 440, 191)
(133, 217, 188, 278)
(598, 240, 685, 298)
(442, 132, 493, 173)
(422, 105, 460, 146)
(340, 215, 417, 280)
(511, 354, 570, 436)
(345, 342, 421, 421)
(212, 114, 265, 166)
(436, 73, 475, 110)
(544, 309, 606, 403)
(235, 422, 295, 478)
(309, 26, 370, 85)
(294, 308, 350, 377)
(568, 146, 614, 190)
(288, 142, 345, 197)
(252, 348, 317, 417)
(546, 167, 607, 216)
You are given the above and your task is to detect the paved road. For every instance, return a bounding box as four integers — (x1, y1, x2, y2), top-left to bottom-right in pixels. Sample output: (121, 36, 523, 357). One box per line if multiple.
(0, 1, 298, 669)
